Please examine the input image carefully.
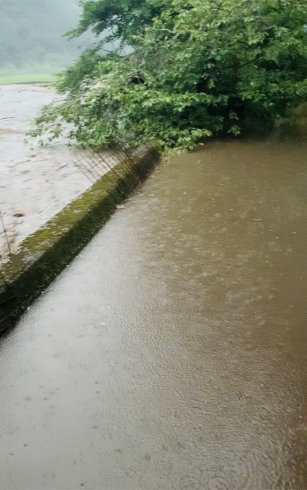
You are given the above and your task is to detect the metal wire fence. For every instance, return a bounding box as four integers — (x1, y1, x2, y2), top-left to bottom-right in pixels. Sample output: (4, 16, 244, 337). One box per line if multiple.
(73, 149, 120, 184)
(72, 142, 152, 184)
(0, 211, 11, 267)
(0, 210, 15, 327)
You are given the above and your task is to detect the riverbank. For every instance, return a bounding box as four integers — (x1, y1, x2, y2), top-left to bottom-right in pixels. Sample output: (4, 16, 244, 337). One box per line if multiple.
(0, 84, 107, 261)
(0, 82, 160, 329)
(0, 146, 159, 331)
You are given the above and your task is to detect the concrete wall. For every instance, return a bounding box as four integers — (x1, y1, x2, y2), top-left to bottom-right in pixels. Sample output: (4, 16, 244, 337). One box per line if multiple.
(0, 147, 160, 333)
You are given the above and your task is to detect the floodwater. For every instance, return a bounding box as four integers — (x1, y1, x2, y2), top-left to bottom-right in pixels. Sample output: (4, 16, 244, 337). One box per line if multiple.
(0, 84, 89, 256)
(1, 140, 307, 489)
(0, 85, 117, 259)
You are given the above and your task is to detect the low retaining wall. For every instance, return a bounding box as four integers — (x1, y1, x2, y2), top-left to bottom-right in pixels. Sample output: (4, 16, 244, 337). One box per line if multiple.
(0, 147, 160, 332)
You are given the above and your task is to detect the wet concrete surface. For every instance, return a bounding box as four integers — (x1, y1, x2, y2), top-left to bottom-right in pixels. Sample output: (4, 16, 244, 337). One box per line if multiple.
(1, 140, 307, 489)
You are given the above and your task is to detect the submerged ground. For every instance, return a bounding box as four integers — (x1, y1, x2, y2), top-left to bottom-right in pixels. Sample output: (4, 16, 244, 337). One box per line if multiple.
(1, 140, 307, 488)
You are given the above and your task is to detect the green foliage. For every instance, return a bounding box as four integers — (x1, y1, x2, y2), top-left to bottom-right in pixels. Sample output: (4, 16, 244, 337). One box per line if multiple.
(55, 48, 105, 94)
(31, 0, 307, 152)
(67, 0, 164, 44)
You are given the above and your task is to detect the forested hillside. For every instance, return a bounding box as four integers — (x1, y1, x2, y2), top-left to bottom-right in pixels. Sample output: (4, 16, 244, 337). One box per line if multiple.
(0, 0, 90, 75)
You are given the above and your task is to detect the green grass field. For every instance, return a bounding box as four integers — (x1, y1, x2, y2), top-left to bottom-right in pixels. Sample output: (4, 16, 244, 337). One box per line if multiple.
(0, 73, 56, 85)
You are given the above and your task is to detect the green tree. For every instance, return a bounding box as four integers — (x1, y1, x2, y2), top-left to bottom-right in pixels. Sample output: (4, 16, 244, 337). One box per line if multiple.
(31, 0, 307, 152)
(67, 0, 165, 43)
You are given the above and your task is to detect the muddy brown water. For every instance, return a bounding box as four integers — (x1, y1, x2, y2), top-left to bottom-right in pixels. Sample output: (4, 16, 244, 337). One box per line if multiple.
(1, 140, 307, 489)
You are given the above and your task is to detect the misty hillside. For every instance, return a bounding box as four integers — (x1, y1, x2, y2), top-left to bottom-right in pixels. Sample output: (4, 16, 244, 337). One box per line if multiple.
(0, 0, 91, 74)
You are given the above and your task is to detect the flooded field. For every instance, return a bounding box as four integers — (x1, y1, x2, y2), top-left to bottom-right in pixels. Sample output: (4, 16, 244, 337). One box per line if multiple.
(0, 139, 307, 488)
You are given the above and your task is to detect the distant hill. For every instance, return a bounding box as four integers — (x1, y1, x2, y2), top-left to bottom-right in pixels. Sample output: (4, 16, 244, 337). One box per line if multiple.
(0, 0, 91, 75)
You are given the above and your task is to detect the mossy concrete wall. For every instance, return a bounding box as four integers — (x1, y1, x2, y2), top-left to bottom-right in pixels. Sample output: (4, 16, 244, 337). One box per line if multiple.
(0, 147, 160, 332)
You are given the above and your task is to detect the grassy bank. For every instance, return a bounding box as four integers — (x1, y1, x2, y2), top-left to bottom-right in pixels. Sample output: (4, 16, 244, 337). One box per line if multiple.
(0, 74, 56, 85)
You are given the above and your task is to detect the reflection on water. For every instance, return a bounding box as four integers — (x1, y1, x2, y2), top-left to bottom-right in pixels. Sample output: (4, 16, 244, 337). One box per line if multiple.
(0, 140, 307, 489)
